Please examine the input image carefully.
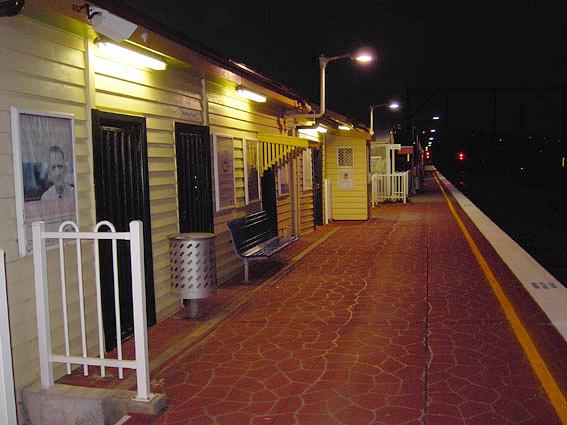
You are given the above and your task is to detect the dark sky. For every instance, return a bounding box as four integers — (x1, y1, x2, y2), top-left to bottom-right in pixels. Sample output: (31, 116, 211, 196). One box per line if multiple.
(117, 1, 567, 137)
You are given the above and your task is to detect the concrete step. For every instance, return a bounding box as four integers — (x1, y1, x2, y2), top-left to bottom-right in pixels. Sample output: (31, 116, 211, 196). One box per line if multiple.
(114, 413, 156, 425)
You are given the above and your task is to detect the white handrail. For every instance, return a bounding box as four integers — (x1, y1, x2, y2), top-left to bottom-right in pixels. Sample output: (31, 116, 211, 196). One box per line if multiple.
(32, 220, 152, 402)
(0, 249, 18, 425)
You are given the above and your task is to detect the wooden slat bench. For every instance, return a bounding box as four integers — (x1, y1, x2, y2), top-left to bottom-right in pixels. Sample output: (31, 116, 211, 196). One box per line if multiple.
(227, 210, 298, 281)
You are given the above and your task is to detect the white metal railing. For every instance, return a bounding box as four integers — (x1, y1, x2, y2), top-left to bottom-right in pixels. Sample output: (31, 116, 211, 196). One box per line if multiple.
(371, 171, 410, 204)
(1, 249, 18, 424)
(32, 220, 152, 402)
(324, 178, 332, 224)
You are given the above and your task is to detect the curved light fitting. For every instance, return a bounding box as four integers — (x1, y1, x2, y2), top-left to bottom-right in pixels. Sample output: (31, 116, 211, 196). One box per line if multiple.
(94, 38, 166, 70)
(285, 49, 375, 122)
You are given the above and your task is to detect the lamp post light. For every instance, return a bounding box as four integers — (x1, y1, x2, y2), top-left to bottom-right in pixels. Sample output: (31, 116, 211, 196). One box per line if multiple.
(369, 102, 399, 137)
(285, 49, 374, 122)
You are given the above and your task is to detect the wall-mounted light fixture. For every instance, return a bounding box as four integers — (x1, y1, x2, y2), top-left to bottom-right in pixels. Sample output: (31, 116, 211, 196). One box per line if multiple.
(94, 38, 166, 70)
(298, 124, 327, 136)
(236, 87, 267, 103)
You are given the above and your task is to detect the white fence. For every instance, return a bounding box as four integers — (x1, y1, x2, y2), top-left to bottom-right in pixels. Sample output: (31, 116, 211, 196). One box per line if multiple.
(371, 171, 410, 205)
(1, 249, 18, 424)
(32, 220, 152, 402)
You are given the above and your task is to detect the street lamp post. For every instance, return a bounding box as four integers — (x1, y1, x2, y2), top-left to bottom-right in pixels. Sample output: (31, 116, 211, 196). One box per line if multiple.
(369, 102, 399, 137)
(285, 51, 373, 122)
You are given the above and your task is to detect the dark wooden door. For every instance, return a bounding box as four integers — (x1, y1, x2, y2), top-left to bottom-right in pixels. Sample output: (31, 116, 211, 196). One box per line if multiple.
(261, 167, 278, 232)
(312, 149, 323, 226)
(175, 123, 214, 233)
(92, 110, 156, 351)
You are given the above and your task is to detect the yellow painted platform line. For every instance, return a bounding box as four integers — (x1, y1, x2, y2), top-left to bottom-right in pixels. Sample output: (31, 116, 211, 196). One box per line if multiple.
(433, 172, 567, 423)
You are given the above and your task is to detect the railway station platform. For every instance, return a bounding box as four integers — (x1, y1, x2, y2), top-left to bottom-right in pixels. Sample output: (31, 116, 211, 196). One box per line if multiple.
(58, 169, 566, 425)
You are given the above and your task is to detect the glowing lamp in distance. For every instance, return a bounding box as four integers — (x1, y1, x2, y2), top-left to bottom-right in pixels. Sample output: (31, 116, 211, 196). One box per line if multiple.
(354, 53, 373, 63)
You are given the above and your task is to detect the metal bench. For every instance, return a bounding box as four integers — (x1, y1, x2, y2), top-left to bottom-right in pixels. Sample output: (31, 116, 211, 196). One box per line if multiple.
(227, 210, 298, 281)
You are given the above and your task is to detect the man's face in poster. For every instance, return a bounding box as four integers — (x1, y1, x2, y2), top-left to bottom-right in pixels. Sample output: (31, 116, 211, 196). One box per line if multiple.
(48, 148, 66, 194)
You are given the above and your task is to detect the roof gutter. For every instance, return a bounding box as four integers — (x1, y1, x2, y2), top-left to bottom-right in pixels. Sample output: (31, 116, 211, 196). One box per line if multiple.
(87, 0, 306, 105)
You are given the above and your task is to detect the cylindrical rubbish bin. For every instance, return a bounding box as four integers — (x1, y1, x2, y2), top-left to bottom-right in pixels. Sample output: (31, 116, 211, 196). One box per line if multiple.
(169, 233, 217, 317)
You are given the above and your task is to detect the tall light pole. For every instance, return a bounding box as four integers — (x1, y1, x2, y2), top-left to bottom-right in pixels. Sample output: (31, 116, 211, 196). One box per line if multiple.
(285, 50, 374, 122)
(370, 102, 399, 137)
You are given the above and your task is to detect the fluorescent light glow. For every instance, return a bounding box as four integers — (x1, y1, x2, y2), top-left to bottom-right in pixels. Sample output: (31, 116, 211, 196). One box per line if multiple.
(236, 87, 267, 102)
(430, 129, 436, 133)
(338, 125, 351, 131)
(389, 102, 400, 110)
(432, 115, 440, 120)
(429, 137, 434, 140)
(95, 39, 166, 70)
(316, 126, 327, 133)
(355, 54, 373, 62)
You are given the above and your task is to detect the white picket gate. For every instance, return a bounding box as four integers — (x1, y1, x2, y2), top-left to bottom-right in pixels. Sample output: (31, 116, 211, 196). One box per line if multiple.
(32, 220, 152, 402)
(371, 171, 410, 204)
(1, 249, 18, 424)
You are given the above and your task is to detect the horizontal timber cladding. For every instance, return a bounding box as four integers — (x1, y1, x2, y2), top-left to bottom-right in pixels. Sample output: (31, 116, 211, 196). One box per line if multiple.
(325, 135, 369, 220)
(92, 40, 205, 324)
(0, 16, 98, 391)
(206, 80, 284, 283)
(299, 150, 315, 236)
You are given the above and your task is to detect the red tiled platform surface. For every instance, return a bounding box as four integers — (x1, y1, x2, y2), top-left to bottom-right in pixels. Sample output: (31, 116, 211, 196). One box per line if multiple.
(59, 171, 565, 424)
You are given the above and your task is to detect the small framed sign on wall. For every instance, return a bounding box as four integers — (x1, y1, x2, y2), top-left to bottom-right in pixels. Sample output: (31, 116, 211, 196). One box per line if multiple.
(243, 138, 261, 205)
(213, 133, 236, 211)
(10, 107, 78, 256)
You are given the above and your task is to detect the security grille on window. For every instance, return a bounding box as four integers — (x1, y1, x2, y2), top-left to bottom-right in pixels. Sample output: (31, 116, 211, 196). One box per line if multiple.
(337, 147, 354, 167)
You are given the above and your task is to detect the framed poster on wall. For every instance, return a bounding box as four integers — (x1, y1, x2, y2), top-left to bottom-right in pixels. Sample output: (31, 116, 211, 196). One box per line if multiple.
(10, 107, 78, 256)
(243, 138, 261, 204)
(213, 134, 236, 211)
(277, 162, 290, 197)
(338, 169, 355, 190)
(302, 148, 313, 191)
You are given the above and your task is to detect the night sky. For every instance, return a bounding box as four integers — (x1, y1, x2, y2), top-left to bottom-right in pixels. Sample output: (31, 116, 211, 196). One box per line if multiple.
(114, 1, 567, 139)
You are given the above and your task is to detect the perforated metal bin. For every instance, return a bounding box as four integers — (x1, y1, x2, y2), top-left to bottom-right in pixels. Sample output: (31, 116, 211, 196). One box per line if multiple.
(169, 232, 217, 300)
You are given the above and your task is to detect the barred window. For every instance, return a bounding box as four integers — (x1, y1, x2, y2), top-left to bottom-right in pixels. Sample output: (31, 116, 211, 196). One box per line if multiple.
(337, 147, 354, 167)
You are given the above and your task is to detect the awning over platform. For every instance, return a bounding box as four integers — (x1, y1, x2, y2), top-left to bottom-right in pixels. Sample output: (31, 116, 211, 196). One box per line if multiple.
(257, 133, 320, 175)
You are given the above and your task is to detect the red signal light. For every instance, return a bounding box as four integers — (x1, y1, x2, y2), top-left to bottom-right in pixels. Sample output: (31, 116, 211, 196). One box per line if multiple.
(425, 151, 431, 159)
(458, 152, 465, 161)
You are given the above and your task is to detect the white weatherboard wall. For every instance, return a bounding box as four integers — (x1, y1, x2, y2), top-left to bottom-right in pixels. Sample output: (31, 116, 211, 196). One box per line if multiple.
(207, 82, 313, 281)
(0, 11, 209, 393)
(92, 44, 204, 322)
(0, 7, 317, 403)
(0, 15, 97, 392)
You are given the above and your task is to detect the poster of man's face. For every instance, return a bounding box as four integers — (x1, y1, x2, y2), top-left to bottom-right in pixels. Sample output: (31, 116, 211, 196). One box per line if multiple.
(13, 111, 77, 254)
